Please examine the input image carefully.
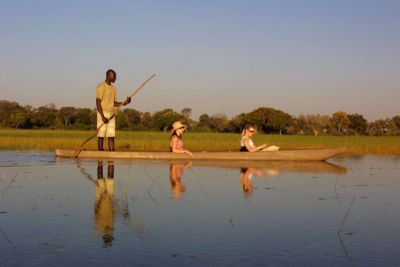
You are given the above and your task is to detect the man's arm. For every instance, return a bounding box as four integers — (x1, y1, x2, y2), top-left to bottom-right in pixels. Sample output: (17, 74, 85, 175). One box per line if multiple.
(114, 96, 131, 107)
(96, 98, 109, 124)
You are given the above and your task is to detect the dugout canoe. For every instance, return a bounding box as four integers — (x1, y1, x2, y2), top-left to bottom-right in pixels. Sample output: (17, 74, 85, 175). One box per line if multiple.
(55, 147, 346, 161)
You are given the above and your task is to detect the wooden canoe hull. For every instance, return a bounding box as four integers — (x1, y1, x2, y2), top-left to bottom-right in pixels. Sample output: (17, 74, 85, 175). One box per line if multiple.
(55, 147, 346, 161)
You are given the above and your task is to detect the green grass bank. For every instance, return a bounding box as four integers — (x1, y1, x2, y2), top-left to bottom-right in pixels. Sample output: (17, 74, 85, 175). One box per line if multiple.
(1, 129, 400, 155)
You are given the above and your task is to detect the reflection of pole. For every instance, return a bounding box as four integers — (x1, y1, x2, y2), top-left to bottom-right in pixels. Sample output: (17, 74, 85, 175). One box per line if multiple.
(188, 167, 210, 200)
(0, 168, 21, 200)
(0, 226, 16, 250)
(333, 176, 342, 209)
(143, 165, 162, 205)
(337, 195, 356, 265)
(76, 160, 97, 185)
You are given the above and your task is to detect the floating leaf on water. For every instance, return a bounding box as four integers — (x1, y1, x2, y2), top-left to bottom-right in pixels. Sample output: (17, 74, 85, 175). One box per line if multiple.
(343, 232, 356, 235)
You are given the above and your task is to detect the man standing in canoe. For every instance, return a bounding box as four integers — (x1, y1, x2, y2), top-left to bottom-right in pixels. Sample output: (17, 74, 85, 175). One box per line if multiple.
(96, 69, 131, 151)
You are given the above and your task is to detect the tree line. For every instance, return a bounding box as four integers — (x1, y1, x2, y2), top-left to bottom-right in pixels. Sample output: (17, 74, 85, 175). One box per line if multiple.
(1, 99, 399, 136)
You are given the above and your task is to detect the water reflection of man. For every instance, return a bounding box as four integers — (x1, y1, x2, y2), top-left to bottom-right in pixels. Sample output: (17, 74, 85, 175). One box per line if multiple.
(240, 167, 279, 197)
(169, 162, 191, 200)
(95, 160, 115, 246)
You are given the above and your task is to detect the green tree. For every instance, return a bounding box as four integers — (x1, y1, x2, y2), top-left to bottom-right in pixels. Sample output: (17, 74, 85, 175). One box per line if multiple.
(228, 113, 247, 133)
(9, 108, 32, 129)
(293, 115, 306, 135)
(297, 115, 316, 135)
(348, 113, 368, 135)
(392, 116, 400, 136)
(57, 107, 77, 128)
(244, 107, 293, 134)
(181, 107, 192, 119)
(31, 106, 57, 129)
(385, 118, 397, 136)
(331, 111, 350, 135)
(116, 110, 129, 129)
(0, 100, 23, 127)
(243, 108, 268, 130)
(123, 108, 142, 129)
(150, 109, 184, 131)
(199, 114, 210, 126)
(209, 113, 229, 132)
(266, 110, 293, 135)
(75, 108, 94, 129)
(368, 119, 386, 136)
(141, 112, 152, 130)
(194, 113, 211, 132)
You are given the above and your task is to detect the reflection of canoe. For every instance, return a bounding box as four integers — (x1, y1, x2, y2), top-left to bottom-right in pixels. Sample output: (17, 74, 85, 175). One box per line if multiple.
(166, 160, 347, 174)
(55, 147, 346, 161)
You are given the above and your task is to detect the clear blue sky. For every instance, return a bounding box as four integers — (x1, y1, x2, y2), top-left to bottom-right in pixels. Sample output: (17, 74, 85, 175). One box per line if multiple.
(1, 0, 399, 121)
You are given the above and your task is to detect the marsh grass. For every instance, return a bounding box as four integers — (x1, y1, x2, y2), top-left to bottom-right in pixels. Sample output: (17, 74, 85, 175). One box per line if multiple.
(1, 129, 400, 155)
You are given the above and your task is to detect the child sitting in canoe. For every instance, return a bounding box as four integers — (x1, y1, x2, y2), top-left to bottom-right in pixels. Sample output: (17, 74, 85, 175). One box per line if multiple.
(240, 124, 279, 152)
(170, 121, 193, 157)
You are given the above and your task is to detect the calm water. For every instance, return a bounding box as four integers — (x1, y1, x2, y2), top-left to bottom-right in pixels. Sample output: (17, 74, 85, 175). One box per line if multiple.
(0, 152, 400, 266)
